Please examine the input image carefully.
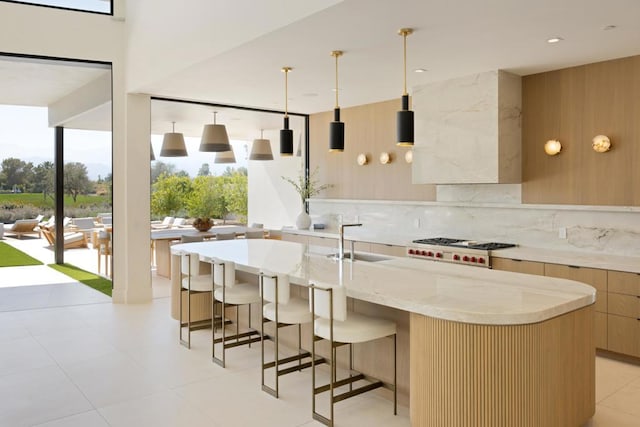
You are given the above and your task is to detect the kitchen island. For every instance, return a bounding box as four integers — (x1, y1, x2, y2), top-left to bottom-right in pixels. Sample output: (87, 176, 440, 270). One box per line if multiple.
(171, 239, 596, 426)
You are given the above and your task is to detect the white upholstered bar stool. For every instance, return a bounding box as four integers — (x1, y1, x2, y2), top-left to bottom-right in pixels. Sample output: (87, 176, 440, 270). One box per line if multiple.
(310, 283, 397, 427)
(211, 258, 262, 367)
(178, 235, 213, 349)
(259, 270, 321, 398)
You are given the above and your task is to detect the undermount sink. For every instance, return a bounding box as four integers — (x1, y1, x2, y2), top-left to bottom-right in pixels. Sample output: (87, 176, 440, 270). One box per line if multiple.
(327, 252, 392, 263)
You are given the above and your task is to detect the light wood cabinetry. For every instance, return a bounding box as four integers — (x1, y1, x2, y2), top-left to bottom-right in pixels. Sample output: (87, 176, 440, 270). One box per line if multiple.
(492, 259, 610, 350)
(410, 306, 595, 426)
(307, 235, 336, 248)
(491, 257, 545, 275)
(607, 270, 640, 358)
(369, 242, 406, 257)
(608, 314, 640, 358)
(543, 264, 607, 350)
(544, 264, 607, 313)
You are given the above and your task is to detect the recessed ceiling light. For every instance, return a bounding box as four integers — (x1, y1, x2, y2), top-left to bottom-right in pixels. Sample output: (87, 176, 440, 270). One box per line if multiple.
(603, 25, 617, 31)
(547, 37, 563, 44)
(414, 68, 428, 73)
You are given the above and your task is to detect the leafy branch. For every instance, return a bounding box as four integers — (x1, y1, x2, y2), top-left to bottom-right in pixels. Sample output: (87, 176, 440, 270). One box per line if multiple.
(282, 167, 333, 204)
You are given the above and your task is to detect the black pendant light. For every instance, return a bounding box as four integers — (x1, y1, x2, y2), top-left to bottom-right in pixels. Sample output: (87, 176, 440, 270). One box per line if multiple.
(397, 28, 414, 146)
(329, 50, 344, 152)
(280, 67, 294, 156)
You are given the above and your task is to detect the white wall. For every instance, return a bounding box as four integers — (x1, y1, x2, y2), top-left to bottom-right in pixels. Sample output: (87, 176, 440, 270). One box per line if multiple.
(248, 129, 304, 229)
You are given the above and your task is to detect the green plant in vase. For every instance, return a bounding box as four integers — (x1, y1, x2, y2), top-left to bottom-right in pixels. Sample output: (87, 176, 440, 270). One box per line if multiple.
(282, 167, 332, 229)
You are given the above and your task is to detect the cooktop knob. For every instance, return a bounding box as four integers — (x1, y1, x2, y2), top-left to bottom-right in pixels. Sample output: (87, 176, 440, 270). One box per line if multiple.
(435, 252, 443, 258)
(427, 251, 433, 257)
(453, 254, 460, 261)
(462, 255, 469, 262)
(478, 257, 486, 264)
(408, 249, 415, 254)
(471, 256, 477, 263)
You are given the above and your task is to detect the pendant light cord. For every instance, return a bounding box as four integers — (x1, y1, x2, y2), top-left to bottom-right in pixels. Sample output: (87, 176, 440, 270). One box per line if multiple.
(283, 68, 290, 118)
(399, 28, 412, 96)
(403, 32, 408, 96)
(335, 52, 339, 108)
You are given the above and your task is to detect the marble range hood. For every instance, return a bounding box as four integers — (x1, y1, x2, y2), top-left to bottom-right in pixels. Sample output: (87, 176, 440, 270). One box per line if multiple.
(411, 70, 522, 184)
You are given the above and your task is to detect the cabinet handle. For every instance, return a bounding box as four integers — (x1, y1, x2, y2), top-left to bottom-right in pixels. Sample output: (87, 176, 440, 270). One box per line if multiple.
(568, 265, 580, 269)
(511, 259, 522, 262)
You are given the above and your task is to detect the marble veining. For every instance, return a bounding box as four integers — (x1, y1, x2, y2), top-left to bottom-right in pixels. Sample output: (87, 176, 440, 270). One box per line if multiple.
(172, 239, 595, 326)
(308, 197, 640, 259)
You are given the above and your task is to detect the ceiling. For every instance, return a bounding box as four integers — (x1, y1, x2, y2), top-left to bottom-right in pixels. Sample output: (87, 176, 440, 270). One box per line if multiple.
(0, 0, 639, 139)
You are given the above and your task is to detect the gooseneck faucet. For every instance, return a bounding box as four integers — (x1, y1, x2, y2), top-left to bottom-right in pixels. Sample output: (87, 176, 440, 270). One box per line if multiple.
(338, 223, 363, 260)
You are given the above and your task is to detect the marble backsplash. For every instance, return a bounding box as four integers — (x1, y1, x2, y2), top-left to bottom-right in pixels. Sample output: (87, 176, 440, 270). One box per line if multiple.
(308, 195, 640, 257)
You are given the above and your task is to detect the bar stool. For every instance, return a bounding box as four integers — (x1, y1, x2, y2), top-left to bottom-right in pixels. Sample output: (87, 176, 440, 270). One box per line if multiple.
(211, 258, 262, 367)
(178, 246, 213, 349)
(310, 283, 397, 427)
(259, 270, 321, 398)
(96, 230, 112, 277)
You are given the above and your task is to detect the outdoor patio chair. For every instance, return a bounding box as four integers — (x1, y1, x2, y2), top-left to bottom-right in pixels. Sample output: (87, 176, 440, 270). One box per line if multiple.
(40, 225, 88, 249)
(3, 219, 41, 239)
(151, 216, 174, 229)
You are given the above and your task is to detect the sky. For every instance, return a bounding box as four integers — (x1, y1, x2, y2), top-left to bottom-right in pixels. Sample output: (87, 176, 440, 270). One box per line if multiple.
(0, 105, 248, 181)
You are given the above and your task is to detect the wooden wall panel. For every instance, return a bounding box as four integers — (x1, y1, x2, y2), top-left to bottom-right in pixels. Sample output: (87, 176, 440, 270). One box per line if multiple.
(309, 99, 436, 201)
(522, 55, 640, 205)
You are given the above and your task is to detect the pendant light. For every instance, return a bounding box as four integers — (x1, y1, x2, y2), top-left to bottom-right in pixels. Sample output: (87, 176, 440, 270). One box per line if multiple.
(280, 67, 294, 156)
(329, 50, 345, 152)
(249, 129, 273, 160)
(397, 28, 414, 146)
(199, 111, 231, 152)
(214, 148, 236, 164)
(159, 121, 188, 157)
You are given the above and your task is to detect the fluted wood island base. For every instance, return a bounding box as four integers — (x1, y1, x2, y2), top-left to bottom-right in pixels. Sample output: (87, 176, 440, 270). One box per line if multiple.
(410, 305, 595, 427)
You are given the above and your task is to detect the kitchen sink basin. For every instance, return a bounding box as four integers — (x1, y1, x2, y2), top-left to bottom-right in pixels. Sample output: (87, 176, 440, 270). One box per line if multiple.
(327, 252, 392, 262)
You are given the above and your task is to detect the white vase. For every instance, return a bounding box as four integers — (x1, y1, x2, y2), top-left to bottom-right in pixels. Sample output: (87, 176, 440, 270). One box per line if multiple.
(295, 209, 312, 230)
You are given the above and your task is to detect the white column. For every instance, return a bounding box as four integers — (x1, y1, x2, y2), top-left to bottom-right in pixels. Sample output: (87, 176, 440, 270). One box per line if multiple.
(112, 90, 152, 303)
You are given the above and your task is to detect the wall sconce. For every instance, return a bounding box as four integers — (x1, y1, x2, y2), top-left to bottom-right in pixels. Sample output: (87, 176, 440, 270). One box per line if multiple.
(405, 149, 413, 164)
(544, 139, 562, 156)
(592, 135, 611, 153)
(356, 153, 368, 166)
(379, 152, 391, 164)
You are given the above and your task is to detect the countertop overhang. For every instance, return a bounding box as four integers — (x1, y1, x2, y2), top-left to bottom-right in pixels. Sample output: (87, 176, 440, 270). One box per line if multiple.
(171, 239, 595, 326)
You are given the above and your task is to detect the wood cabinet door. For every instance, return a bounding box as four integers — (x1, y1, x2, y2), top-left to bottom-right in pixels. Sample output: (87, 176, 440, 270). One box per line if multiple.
(608, 314, 640, 358)
(595, 312, 608, 350)
(544, 264, 607, 313)
(369, 243, 406, 257)
(308, 235, 337, 248)
(491, 258, 545, 275)
(608, 270, 640, 296)
(281, 233, 309, 244)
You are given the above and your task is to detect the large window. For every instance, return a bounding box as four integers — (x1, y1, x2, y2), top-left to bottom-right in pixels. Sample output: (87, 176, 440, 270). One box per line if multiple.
(2, 0, 111, 14)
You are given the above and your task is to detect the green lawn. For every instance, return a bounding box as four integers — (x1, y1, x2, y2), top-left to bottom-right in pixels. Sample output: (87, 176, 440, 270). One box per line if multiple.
(48, 263, 112, 297)
(0, 242, 43, 267)
(0, 193, 110, 209)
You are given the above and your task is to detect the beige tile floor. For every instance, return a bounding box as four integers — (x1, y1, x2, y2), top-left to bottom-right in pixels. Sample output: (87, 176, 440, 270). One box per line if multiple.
(1, 238, 640, 426)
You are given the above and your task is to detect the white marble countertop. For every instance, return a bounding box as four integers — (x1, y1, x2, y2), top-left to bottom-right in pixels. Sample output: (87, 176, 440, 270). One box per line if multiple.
(171, 239, 596, 326)
(281, 227, 640, 274)
(151, 225, 256, 240)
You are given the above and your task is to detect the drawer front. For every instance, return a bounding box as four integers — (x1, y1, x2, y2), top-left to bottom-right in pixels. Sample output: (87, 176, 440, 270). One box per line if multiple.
(607, 314, 640, 358)
(369, 243, 406, 257)
(544, 263, 607, 292)
(308, 236, 336, 248)
(608, 270, 640, 296)
(490, 258, 545, 275)
(608, 292, 640, 318)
